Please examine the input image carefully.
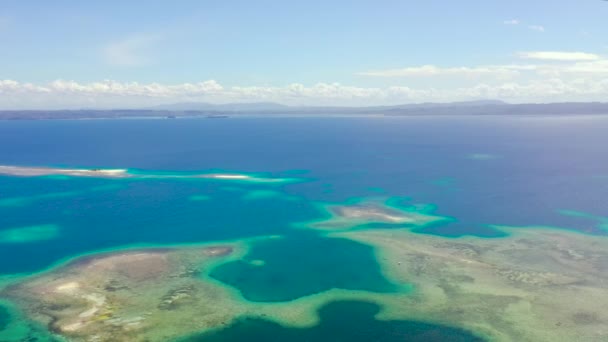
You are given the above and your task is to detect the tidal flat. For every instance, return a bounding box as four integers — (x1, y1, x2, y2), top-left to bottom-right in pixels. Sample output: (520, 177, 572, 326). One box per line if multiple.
(336, 226, 608, 341)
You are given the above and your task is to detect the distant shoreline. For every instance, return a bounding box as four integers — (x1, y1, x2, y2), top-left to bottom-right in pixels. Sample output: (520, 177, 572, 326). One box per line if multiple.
(1, 102, 608, 120)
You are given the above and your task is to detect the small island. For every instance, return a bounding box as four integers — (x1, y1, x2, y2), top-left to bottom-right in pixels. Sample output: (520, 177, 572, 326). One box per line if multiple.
(305, 198, 450, 231)
(3, 245, 239, 341)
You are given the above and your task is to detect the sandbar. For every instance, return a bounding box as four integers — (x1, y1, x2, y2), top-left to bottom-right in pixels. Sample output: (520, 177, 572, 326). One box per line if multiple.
(0, 165, 128, 178)
(305, 198, 450, 231)
(0, 165, 301, 184)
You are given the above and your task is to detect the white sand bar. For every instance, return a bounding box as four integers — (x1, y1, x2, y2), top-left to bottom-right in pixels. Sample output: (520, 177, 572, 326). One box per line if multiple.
(0, 165, 297, 183)
(0, 165, 129, 178)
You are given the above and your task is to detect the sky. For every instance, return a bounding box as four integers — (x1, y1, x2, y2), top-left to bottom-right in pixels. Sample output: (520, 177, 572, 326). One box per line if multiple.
(1, 0, 607, 109)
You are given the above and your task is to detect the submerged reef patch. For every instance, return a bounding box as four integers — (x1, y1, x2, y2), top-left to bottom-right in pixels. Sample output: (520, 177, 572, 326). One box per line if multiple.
(189, 195, 212, 201)
(2, 245, 242, 341)
(183, 300, 484, 342)
(241, 190, 298, 201)
(0, 224, 59, 244)
(0, 300, 60, 342)
(335, 226, 608, 341)
(557, 209, 608, 234)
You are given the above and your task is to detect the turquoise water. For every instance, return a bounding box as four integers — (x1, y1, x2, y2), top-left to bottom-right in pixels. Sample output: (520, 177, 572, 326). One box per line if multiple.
(0, 177, 320, 274)
(0, 302, 61, 342)
(184, 300, 484, 341)
(1, 116, 608, 339)
(209, 231, 401, 301)
(0, 305, 8, 331)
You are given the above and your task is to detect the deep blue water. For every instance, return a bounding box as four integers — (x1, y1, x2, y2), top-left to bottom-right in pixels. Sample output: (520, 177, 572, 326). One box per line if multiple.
(1, 115, 607, 340)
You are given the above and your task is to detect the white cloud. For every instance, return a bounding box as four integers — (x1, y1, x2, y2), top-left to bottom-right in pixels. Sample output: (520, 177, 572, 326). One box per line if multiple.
(562, 60, 608, 73)
(2, 77, 608, 109)
(357, 65, 525, 78)
(517, 51, 600, 61)
(1, 53, 607, 109)
(358, 51, 608, 81)
(503, 19, 519, 25)
(528, 25, 545, 32)
(102, 33, 162, 67)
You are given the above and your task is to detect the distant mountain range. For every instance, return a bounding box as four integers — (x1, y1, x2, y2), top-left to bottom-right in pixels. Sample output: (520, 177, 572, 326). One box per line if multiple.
(150, 102, 290, 112)
(149, 100, 507, 112)
(2, 100, 608, 120)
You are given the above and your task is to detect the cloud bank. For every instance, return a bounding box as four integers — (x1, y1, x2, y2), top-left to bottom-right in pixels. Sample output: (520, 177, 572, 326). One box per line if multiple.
(517, 51, 600, 61)
(1, 51, 606, 109)
(2, 77, 608, 110)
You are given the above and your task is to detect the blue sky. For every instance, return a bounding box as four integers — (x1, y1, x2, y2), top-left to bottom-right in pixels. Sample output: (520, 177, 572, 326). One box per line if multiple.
(1, 0, 607, 108)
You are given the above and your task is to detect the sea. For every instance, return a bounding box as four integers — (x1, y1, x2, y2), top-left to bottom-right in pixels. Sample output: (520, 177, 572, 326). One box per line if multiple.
(0, 115, 607, 341)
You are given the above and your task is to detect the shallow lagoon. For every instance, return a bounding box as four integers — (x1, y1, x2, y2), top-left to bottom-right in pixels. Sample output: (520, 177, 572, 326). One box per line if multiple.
(209, 232, 402, 302)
